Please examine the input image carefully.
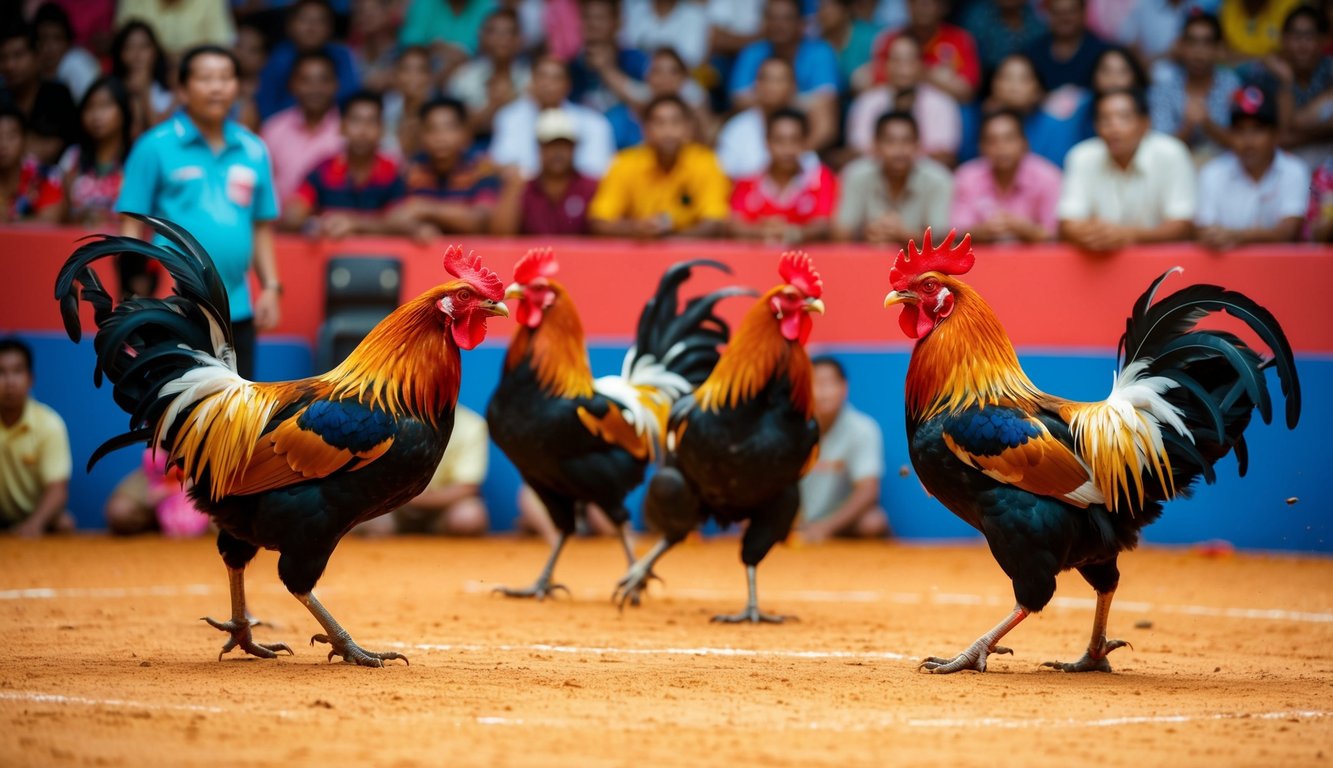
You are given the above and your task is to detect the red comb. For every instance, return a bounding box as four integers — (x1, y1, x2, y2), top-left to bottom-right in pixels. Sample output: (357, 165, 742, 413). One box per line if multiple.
(889, 228, 974, 290)
(442, 245, 504, 301)
(778, 251, 823, 299)
(512, 247, 559, 284)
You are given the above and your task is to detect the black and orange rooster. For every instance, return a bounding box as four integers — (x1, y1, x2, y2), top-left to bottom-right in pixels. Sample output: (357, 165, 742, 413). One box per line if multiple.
(614, 252, 825, 623)
(883, 229, 1300, 673)
(488, 249, 743, 599)
(56, 215, 509, 667)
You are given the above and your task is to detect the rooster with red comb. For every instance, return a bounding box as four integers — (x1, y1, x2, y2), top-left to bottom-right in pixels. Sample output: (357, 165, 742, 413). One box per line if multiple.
(614, 251, 825, 623)
(56, 215, 509, 666)
(884, 228, 1299, 673)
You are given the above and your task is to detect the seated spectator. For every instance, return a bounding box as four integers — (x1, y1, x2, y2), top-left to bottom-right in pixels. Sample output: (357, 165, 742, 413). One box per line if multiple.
(717, 58, 801, 180)
(707, 0, 765, 62)
(1058, 88, 1196, 252)
(447, 7, 531, 139)
(492, 108, 600, 235)
(1149, 13, 1239, 160)
(232, 20, 268, 132)
(355, 406, 490, 537)
(569, 0, 648, 121)
(602, 47, 715, 149)
(383, 46, 437, 159)
(1309, 157, 1333, 242)
(508, 0, 582, 60)
(39, 0, 114, 59)
(0, 107, 63, 223)
(589, 94, 730, 239)
(0, 338, 73, 538)
(490, 55, 615, 179)
(281, 90, 418, 240)
(731, 0, 840, 149)
(960, 0, 1048, 77)
(870, 0, 982, 102)
(951, 108, 1062, 242)
(398, 96, 501, 235)
(847, 35, 962, 166)
(31, 2, 100, 102)
(348, 0, 400, 93)
(729, 108, 838, 244)
(0, 25, 77, 163)
(261, 51, 346, 204)
(1118, 0, 1216, 63)
(105, 447, 210, 537)
(816, 0, 882, 95)
(110, 21, 174, 137)
(1240, 6, 1333, 167)
(60, 76, 131, 226)
(620, 0, 711, 68)
(1220, 0, 1304, 58)
(399, 0, 495, 81)
(1024, 0, 1110, 91)
(115, 0, 235, 57)
(1196, 85, 1310, 249)
(962, 52, 1087, 166)
(1062, 44, 1152, 144)
(834, 110, 953, 244)
(255, 0, 359, 121)
(797, 356, 890, 542)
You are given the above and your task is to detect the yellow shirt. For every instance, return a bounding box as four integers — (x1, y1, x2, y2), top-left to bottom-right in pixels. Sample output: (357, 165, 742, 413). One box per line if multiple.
(589, 144, 731, 230)
(115, 0, 236, 55)
(426, 406, 488, 489)
(0, 399, 72, 525)
(1220, 0, 1302, 58)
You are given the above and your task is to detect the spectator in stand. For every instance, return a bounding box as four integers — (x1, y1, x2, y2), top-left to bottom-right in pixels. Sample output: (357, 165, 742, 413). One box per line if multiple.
(869, 0, 982, 103)
(111, 21, 175, 137)
(448, 8, 532, 140)
(847, 34, 962, 166)
(729, 108, 838, 244)
(1058, 88, 1196, 252)
(717, 58, 801, 180)
(36, 0, 114, 60)
(1220, 0, 1304, 57)
(731, 0, 840, 150)
(594, 47, 715, 149)
(261, 50, 346, 204)
(1196, 84, 1310, 249)
(589, 94, 730, 239)
(960, 0, 1049, 77)
(0, 106, 63, 223)
(1149, 13, 1240, 161)
(492, 108, 599, 235)
(117, 46, 282, 379)
(959, 52, 1087, 166)
(0, 338, 73, 538)
(816, 0, 881, 95)
(501, 0, 583, 59)
(114, 0, 236, 58)
(569, 0, 647, 123)
(104, 447, 210, 537)
(951, 108, 1062, 243)
(60, 76, 131, 227)
(383, 46, 437, 159)
(1024, 0, 1110, 91)
(1309, 157, 1333, 242)
(399, 0, 496, 82)
(1240, 6, 1333, 166)
(834, 110, 953, 244)
(31, 3, 100, 102)
(1064, 44, 1152, 143)
(255, 0, 359, 121)
(232, 20, 268, 132)
(0, 26, 77, 165)
(490, 55, 615, 179)
(1118, 0, 1218, 63)
(349, 0, 401, 93)
(620, 0, 711, 69)
(706, 0, 765, 73)
(281, 90, 418, 240)
(397, 96, 501, 236)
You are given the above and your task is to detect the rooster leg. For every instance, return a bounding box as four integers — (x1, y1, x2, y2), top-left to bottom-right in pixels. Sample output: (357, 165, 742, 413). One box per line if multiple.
(613, 537, 674, 611)
(1041, 590, 1131, 672)
(919, 604, 1030, 673)
(617, 524, 663, 607)
(201, 566, 294, 661)
(297, 591, 408, 667)
(493, 534, 571, 600)
(710, 565, 792, 624)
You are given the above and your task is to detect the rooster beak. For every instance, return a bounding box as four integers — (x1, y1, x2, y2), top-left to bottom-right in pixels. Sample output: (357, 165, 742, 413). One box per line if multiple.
(504, 282, 522, 300)
(884, 290, 916, 308)
(484, 299, 510, 318)
(805, 297, 825, 315)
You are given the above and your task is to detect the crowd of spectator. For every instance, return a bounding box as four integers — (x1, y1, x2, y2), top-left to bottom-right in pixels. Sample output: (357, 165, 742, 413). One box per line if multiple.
(1, 0, 1329, 247)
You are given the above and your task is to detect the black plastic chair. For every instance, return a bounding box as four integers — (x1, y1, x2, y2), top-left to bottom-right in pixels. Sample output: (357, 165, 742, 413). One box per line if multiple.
(315, 255, 403, 372)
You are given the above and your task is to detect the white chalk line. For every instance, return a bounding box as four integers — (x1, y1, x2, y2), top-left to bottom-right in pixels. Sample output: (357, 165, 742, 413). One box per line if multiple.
(383, 641, 910, 661)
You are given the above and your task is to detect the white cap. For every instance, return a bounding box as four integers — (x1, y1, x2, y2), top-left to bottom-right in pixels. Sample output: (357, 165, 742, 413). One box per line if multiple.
(535, 108, 579, 144)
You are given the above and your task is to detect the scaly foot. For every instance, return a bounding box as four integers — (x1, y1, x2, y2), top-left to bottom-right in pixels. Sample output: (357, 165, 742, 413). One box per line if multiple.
(710, 606, 795, 624)
(1041, 638, 1130, 673)
(493, 580, 570, 601)
(919, 640, 1013, 674)
(201, 616, 294, 661)
(612, 559, 664, 610)
(310, 633, 408, 667)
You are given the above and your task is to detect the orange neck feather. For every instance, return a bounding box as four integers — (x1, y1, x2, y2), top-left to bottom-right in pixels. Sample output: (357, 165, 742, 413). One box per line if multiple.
(504, 283, 595, 399)
(906, 280, 1042, 421)
(696, 286, 814, 418)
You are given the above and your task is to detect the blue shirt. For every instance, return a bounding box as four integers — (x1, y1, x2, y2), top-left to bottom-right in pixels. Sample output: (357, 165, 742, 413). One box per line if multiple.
(255, 41, 360, 121)
(1024, 32, 1110, 91)
(116, 113, 279, 322)
(729, 39, 841, 98)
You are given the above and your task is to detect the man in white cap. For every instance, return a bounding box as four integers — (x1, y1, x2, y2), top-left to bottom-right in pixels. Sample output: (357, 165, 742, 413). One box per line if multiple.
(490, 55, 615, 179)
(492, 108, 600, 235)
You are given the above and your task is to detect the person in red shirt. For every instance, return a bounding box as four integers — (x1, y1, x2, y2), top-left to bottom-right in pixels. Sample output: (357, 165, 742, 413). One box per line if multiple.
(728, 107, 838, 244)
(492, 108, 600, 236)
(0, 106, 62, 223)
(870, 0, 980, 103)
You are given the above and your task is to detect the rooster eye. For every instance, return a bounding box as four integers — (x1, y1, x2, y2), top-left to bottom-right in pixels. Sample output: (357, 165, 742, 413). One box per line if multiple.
(921, 278, 939, 293)
(457, 289, 472, 301)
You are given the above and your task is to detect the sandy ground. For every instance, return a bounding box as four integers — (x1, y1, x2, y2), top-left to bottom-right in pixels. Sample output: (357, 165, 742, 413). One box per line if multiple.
(0, 535, 1330, 767)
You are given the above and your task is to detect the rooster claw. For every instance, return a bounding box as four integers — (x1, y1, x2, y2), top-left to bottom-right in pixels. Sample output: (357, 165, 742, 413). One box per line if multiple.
(492, 581, 570, 601)
(919, 643, 1012, 674)
(202, 616, 294, 661)
(710, 608, 794, 624)
(309, 633, 409, 667)
(1041, 639, 1130, 673)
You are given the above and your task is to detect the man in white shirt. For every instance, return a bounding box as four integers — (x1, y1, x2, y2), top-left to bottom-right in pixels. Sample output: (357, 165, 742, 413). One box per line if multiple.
(1196, 84, 1310, 250)
(490, 55, 615, 179)
(715, 57, 799, 179)
(1058, 88, 1196, 252)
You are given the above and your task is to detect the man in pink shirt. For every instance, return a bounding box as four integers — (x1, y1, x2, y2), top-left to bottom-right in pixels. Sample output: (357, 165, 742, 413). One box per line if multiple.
(847, 35, 961, 167)
(950, 108, 1063, 242)
(260, 50, 346, 203)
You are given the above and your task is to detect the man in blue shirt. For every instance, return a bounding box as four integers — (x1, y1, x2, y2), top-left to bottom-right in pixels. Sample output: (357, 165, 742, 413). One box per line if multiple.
(117, 45, 282, 381)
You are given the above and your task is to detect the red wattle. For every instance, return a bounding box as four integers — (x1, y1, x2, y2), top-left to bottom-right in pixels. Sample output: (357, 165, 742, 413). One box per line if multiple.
(452, 312, 489, 350)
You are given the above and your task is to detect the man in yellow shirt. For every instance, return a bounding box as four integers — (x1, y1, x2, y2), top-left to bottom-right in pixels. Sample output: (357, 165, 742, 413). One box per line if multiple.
(0, 339, 73, 537)
(589, 94, 730, 238)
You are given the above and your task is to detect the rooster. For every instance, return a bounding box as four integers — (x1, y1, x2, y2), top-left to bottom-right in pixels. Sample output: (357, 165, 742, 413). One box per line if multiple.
(613, 252, 825, 623)
(488, 248, 744, 599)
(55, 214, 509, 667)
(883, 229, 1300, 673)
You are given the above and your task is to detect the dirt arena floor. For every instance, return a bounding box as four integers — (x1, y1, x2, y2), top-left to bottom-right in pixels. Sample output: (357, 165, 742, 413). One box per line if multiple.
(1, 535, 1330, 767)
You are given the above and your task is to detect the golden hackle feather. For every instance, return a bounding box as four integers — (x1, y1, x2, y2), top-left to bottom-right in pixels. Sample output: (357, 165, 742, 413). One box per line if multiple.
(695, 286, 814, 419)
(504, 281, 595, 399)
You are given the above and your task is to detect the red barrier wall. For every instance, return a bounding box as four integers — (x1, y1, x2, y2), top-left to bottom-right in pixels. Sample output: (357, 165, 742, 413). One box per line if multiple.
(8, 226, 1332, 352)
